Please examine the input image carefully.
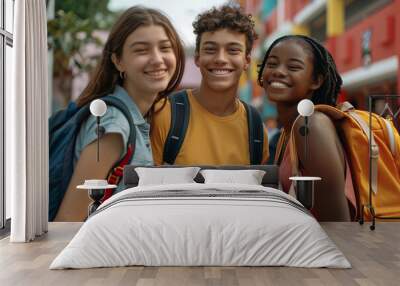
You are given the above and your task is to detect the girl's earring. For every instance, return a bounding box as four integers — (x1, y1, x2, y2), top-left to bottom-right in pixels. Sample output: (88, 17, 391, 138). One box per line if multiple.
(119, 71, 125, 79)
(259, 78, 264, 87)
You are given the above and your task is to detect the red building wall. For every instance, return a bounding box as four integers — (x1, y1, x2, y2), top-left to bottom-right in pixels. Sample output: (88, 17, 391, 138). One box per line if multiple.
(241, 0, 262, 13)
(264, 10, 277, 35)
(284, 0, 310, 21)
(327, 1, 399, 74)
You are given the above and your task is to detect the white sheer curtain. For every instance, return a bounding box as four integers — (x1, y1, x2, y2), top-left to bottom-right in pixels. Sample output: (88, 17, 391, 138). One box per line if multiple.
(7, 0, 48, 242)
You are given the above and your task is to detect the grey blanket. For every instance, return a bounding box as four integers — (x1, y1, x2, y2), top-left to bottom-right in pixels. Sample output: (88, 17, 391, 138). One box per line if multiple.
(91, 189, 309, 218)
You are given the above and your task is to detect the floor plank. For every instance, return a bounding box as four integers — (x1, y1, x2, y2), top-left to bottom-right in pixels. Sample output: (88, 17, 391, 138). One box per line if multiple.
(0, 222, 399, 286)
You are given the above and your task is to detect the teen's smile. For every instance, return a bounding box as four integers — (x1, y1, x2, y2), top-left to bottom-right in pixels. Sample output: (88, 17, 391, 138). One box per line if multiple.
(267, 79, 291, 89)
(208, 68, 234, 76)
(144, 68, 169, 79)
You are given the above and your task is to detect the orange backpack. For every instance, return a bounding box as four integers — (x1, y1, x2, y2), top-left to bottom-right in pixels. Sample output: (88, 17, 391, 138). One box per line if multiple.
(294, 102, 400, 220)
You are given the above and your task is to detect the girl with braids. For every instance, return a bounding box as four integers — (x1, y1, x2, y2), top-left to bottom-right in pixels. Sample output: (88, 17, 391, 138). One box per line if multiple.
(258, 35, 353, 221)
(54, 6, 185, 221)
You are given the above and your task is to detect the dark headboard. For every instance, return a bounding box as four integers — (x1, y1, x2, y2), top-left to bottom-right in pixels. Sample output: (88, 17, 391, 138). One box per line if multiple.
(123, 165, 279, 189)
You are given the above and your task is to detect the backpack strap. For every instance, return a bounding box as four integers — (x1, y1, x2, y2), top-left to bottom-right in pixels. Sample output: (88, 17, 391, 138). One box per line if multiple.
(101, 96, 136, 148)
(383, 118, 396, 156)
(242, 101, 264, 165)
(102, 144, 134, 202)
(274, 128, 288, 165)
(99, 95, 137, 201)
(163, 90, 190, 165)
(289, 115, 302, 177)
(339, 102, 378, 194)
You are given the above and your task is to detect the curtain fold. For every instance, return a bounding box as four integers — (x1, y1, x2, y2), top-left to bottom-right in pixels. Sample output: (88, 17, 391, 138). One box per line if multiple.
(8, 0, 49, 242)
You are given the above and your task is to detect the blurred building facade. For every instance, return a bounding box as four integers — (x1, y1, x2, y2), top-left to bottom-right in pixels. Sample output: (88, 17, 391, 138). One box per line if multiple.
(238, 0, 400, 120)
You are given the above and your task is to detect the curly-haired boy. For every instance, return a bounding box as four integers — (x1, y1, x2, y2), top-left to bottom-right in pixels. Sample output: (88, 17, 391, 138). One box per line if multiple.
(151, 4, 269, 165)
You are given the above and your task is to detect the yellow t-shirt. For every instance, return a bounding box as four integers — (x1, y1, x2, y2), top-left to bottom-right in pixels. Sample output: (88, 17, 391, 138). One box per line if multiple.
(151, 90, 269, 165)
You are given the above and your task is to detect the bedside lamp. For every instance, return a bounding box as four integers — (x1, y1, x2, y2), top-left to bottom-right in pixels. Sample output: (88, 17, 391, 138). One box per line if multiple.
(297, 99, 314, 161)
(90, 99, 107, 162)
(290, 99, 321, 210)
(77, 99, 116, 216)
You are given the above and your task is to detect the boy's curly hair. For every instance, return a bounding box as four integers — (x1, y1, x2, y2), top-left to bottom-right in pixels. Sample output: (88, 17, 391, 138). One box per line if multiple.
(192, 4, 257, 56)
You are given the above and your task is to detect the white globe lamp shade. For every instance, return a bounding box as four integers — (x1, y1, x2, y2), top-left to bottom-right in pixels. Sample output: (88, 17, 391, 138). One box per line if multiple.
(90, 99, 107, 117)
(297, 99, 314, 117)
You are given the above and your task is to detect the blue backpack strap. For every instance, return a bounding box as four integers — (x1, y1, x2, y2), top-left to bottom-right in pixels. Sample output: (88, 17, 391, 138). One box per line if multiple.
(242, 100, 264, 165)
(163, 90, 190, 164)
(101, 95, 136, 149)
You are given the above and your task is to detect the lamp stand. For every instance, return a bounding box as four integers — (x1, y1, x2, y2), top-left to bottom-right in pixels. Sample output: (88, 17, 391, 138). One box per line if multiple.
(358, 94, 400, 230)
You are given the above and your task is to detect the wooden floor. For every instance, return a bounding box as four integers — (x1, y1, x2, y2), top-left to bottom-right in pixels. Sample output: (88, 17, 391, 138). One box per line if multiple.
(0, 222, 399, 286)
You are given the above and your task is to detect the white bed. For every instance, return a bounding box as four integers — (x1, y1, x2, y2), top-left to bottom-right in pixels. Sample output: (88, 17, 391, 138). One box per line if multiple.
(50, 181, 351, 269)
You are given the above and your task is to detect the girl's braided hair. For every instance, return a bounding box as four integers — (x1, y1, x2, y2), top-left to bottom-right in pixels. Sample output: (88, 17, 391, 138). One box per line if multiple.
(257, 35, 342, 106)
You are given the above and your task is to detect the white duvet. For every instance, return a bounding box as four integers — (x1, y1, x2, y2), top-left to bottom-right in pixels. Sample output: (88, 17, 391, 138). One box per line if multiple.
(50, 183, 351, 269)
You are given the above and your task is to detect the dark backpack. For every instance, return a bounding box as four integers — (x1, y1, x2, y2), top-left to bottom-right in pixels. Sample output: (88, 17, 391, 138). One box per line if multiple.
(163, 90, 264, 165)
(49, 95, 136, 221)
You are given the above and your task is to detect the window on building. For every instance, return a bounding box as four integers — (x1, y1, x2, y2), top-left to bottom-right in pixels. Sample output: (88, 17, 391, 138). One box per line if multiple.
(345, 0, 393, 28)
(1, 0, 14, 232)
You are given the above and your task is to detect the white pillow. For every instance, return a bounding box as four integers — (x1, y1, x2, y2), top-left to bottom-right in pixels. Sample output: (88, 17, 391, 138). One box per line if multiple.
(135, 167, 201, 186)
(200, 169, 266, 185)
